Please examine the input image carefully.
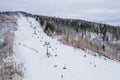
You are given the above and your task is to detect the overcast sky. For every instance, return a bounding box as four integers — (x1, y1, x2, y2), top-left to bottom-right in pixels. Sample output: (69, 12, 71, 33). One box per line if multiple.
(0, 0, 120, 26)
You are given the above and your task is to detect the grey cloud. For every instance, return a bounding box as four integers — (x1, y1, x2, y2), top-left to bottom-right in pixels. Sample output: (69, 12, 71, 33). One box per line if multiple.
(0, 0, 120, 26)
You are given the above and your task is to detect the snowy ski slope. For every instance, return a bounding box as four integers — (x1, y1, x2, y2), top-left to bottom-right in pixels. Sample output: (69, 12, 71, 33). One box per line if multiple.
(13, 15, 120, 80)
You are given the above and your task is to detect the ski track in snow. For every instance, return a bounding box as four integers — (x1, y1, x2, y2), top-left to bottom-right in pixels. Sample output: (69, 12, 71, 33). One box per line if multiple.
(13, 15, 120, 80)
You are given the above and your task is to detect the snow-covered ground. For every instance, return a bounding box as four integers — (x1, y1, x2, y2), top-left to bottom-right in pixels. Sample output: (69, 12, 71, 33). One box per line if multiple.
(13, 15, 120, 80)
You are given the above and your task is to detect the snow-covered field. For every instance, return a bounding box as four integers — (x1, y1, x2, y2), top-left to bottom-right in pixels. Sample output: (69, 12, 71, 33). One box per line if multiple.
(13, 15, 120, 80)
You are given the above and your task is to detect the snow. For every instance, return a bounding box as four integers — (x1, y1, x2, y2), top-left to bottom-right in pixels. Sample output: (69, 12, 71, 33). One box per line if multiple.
(14, 15, 120, 80)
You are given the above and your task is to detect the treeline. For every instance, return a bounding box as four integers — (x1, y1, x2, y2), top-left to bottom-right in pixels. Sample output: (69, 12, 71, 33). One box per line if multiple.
(0, 13, 24, 80)
(35, 15, 120, 41)
(1, 11, 120, 41)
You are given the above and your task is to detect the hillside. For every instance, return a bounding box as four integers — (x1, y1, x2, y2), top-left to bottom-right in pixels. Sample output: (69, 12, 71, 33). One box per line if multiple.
(5, 11, 119, 61)
(0, 11, 120, 80)
(35, 13, 120, 61)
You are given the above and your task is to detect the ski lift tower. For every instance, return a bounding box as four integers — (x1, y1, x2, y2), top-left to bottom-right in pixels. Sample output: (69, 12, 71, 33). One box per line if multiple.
(44, 41, 50, 57)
